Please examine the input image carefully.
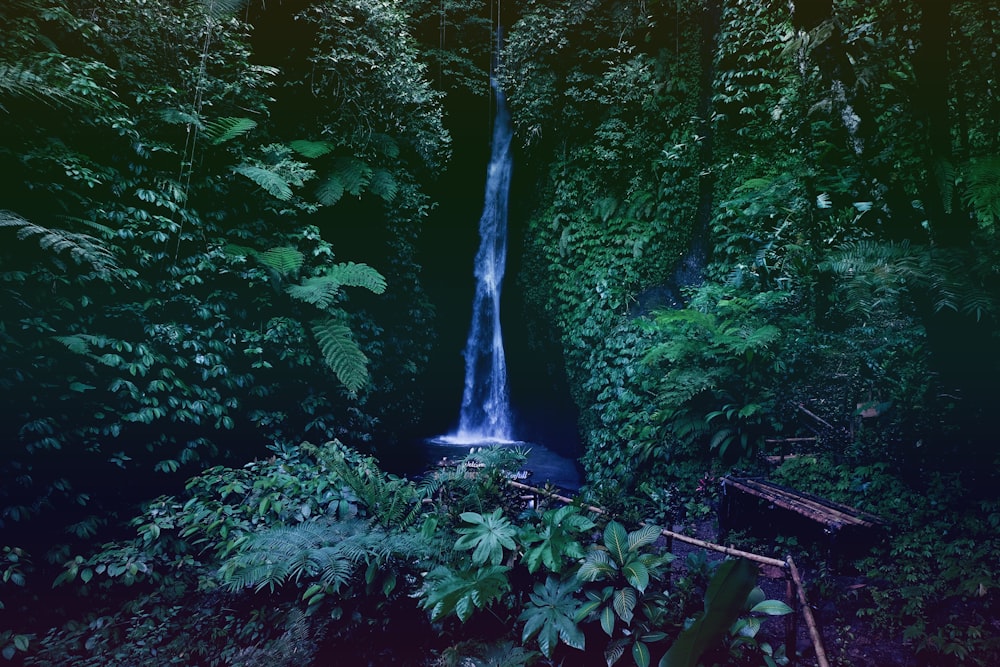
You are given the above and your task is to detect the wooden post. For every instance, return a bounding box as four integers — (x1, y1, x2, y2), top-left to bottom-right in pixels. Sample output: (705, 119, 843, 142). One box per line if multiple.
(787, 556, 830, 667)
(785, 572, 798, 664)
(502, 480, 841, 665)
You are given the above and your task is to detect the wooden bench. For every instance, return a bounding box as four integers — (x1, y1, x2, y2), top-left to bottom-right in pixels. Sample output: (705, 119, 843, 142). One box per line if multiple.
(719, 476, 887, 566)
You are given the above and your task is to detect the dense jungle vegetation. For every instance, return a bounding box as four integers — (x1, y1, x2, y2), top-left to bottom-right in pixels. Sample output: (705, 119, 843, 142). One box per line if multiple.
(1, 0, 998, 665)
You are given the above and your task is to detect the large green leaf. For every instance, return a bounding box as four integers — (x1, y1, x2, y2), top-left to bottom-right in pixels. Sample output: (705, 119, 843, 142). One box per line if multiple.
(612, 586, 637, 625)
(623, 559, 650, 593)
(659, 559, 758, 667)
(578, 550, 616, 581)
(627, 524, 661, 552)
(521, 505, 594, 574)
(454, 509, 517, 566)
(603, 521, 629, 564)
(519, 576, 586, 658)
(420, 564, 511, 622)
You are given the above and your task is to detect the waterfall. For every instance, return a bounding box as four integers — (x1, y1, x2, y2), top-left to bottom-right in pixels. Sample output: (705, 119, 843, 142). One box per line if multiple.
(444, 80, 514, 444)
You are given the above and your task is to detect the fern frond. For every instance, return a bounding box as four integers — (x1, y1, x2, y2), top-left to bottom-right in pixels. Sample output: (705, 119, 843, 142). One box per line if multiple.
(328, 262, 387, 294)
(934, 158, 956, 213)
(368, 169, 398, 203)
(286, 263, 387, 309)
(290, 139, 335, 159)
(311, 317, 369, 393)
(257, 246, 304, 277)
(368, 132, 400, 159)
(333, 157, 372, 196)
(57, 216, 116, 239)
(315, 174, 345, 206)
(203, 116, 257, 145)
(223, 243, 258, 259)
(963, 156, 1000, 227)
(0, 63, 94, 111)
(0, 210, 120, 278)
(193, 0, 248, 17)
(287, 276, 342, 310)
(54, 333, 97, 355)
(233, 164, 293, 201)
(220, 520, 430, 595)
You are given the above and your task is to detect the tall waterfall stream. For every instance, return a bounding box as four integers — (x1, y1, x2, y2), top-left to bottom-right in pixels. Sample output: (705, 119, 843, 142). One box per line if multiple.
(418, 80, 580, 491)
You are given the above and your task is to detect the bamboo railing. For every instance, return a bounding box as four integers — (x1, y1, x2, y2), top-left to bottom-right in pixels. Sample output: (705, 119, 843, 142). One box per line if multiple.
(506, 479, 831, 667)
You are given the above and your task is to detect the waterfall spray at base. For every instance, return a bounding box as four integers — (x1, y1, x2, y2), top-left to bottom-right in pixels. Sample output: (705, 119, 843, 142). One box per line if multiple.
(437, 81, 514, 445)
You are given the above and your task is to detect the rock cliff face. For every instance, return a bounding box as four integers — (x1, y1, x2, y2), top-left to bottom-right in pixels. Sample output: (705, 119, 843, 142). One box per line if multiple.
(495, 0, 997, 483)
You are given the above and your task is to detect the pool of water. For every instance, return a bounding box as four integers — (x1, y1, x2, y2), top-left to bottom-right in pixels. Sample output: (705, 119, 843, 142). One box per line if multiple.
(390, 437, 583, 493)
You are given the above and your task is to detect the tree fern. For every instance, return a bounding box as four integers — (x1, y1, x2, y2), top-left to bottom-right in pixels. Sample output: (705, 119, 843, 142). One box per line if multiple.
(319, 444, 426, 529)
(289, 139, 335, 159)
(233, 164, 293, 200)
(368, 132, 400, 159)
(0, 210, 120, 278)
(203, 116, 257, 145)
(287, 263, 387, 309)
(0, 64, 93, 111)
(219, 520, 430, 594)
(311, 317, 369, 394)
(368, 168, 398, 202)
(315, 174, 345, 206)
(257, 246, 304, 277)
(963, 156, 1000, 227)
(333, 156, 372, 196)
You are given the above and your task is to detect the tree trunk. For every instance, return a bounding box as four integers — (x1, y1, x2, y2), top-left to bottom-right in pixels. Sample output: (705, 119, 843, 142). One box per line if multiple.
(912, 0, 974, 247)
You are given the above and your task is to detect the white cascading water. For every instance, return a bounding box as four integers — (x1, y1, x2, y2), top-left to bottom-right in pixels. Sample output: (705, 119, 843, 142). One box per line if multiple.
(443, 79, 514, 444)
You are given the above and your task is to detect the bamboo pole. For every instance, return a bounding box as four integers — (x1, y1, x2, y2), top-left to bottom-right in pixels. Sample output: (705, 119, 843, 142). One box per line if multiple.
(787, 556, 830, 667)
(764, 437, 819, 443)
(786, 574, 798, 665)
(796, 403, 836, 431)
(505, 479, 831, 665)
(505, 480, 789, 570)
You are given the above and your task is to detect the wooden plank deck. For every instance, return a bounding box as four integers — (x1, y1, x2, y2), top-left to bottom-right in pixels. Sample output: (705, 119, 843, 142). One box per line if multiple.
(722, 477, 886, 531)
(719, 476, 888, 568)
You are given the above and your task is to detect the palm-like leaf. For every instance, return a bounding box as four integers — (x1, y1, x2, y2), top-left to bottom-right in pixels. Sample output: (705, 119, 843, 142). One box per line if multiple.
(455, 509, 517, 566)
(257, 246, 304, 277)
(368, 168, 398, 202)
(419, 564, 511, 622)
(0, 210, 120, 278)
(233, 164, 293, 200)
(286, 263, 387, 310)
(203, 116, 257, 145)
(963, 156, 1000, 226)
(289, 139, 335, 159)
(0, 64, 94, 110)
(315, 174, 345, 206)
(311, 317, 369, 393)
(519, 576, 586, 658)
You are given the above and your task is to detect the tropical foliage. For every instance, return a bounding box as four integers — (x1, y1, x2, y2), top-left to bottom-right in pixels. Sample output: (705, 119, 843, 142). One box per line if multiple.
(2, 0, 999, 664)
